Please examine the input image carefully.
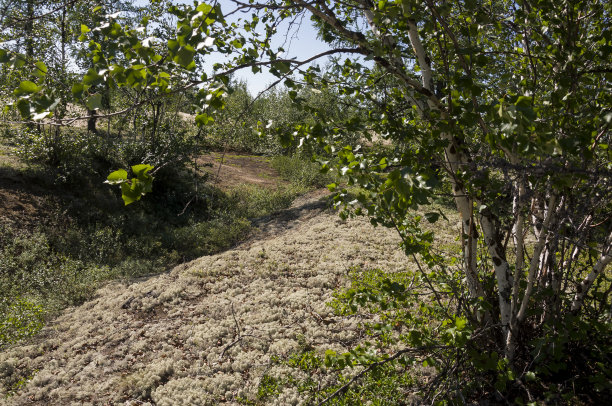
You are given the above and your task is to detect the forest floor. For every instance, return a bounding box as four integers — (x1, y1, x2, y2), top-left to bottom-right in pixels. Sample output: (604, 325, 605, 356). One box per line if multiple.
(0, 152, 50, 231)
(0, 148, 453, 405)
(0, 193, 416, 405)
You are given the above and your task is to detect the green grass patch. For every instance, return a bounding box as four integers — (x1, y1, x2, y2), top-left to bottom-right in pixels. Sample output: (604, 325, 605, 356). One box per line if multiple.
(224, 183, 305, 219)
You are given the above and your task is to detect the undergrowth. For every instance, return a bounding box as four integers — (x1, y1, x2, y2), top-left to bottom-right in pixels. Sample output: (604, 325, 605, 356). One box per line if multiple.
(270, 155, 332, 189)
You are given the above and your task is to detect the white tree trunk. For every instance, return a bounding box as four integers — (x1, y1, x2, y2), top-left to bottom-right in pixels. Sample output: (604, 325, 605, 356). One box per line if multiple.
(405, 18, 483, 299)
(480, 213, 513, 341)
(510, 178, 526, 317)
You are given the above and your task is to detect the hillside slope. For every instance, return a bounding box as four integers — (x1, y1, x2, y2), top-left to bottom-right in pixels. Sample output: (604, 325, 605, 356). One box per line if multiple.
(0, 193, 408, 405)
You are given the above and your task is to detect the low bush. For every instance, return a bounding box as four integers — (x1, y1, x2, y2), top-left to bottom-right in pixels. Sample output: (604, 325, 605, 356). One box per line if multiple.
(223, 183, 304, 219)
(0, 296, 45, 348)
(270, 155, 332, 189)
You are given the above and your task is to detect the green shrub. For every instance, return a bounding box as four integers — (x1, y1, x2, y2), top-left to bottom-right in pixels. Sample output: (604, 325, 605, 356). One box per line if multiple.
(0, 226, 110, 311)
(275, 261, 612, 405)
(270, 155, 332, 189)
(0, 296, 45, 348)
(224, 184, 303, 219)
(12, 127, 107, 176)
(170, 216, 251, 259)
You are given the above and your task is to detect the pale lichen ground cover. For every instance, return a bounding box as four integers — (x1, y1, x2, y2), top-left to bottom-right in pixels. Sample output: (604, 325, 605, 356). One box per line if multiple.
(0, 194, 418, 405)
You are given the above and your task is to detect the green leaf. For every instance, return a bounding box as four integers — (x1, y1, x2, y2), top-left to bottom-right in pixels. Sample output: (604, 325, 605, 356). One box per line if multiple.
(132, 164, 153, 180)
(15, 80, 40, 96)
(175, 46, 195, 68)
(515, 95, 532, 107)
(0, 49, 9, 63)
(106, 166, 153, 205)
(11, 54, 25, 69)
(196, 2, 213, 13)
(120, 182, 141, 205)
(81, 24, 90, 34)
(83, 68, 102, 85)
(106, 169, 128, 184)
(86, 93, 103, 110)
(15, 99, 31, 117)
(273, 61, 291, 74)
(195, 113, 214, 126)
(132, 164, 154, 193)
(33, 61, 47, 78)
(71, 83, 90, 99)
(168, 39, 180, 53)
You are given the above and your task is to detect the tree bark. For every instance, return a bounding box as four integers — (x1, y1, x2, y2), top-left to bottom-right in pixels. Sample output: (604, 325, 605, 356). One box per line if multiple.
(88, 109, 98, 134)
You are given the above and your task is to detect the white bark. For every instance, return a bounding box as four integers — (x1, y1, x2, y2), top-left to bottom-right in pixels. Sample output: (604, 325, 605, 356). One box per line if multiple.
(571, 231, 612, 312)
(510, 179, 526, 318)
(561, 215, 592, 273)
(404, 13, 483, 299)
(407, 19, 435, 110)
(531, 194, 545, 241)
(480, 213, 513, 340)
(358, 0, 488, 303)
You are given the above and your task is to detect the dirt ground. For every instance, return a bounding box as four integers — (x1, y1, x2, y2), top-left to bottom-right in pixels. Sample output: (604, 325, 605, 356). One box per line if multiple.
(196, 152, 287, 190)
(0, 152, 53, 230)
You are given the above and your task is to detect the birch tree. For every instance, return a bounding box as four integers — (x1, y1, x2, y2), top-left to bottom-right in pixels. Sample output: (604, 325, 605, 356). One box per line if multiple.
(224, 0, 610, 363)
(219, 0, 611, 399)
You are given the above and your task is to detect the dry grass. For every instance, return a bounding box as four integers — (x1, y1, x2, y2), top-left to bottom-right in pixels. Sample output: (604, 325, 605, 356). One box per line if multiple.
(0, 194, 415, 405)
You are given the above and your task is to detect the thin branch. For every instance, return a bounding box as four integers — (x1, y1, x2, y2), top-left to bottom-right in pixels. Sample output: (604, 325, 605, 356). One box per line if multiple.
(516, 194, 558, 322)
(317, 347, 438, 406)
(9, 0, 81, 23)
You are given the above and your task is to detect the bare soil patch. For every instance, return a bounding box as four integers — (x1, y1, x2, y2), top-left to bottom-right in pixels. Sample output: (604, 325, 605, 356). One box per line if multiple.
(196, 152, 287, 190)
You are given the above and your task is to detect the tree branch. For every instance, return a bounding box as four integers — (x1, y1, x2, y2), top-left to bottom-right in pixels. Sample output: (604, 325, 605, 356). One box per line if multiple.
(571, 231, 612, 312)
(317, 346, 438, 406)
